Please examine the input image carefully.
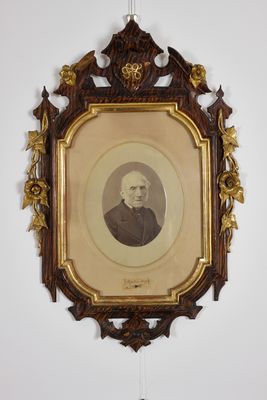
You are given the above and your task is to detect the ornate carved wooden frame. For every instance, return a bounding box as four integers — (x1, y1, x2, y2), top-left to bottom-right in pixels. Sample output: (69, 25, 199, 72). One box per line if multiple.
(23, 20, 244, 351)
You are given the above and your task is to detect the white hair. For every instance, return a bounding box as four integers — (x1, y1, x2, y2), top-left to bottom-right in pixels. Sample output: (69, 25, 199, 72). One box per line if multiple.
(121, 170, 151, 191)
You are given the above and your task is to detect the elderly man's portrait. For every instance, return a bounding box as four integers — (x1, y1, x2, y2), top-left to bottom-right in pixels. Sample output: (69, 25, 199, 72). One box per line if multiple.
(103, 163, 166, 247)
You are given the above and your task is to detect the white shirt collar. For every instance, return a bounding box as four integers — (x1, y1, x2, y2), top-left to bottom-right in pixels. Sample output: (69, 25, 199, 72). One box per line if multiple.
(124, 200, 133, 209)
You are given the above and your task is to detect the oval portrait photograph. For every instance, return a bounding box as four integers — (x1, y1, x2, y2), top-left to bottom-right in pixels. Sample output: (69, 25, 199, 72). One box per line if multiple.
(102, 162, 166, 247)
(84, 142, 183, 267)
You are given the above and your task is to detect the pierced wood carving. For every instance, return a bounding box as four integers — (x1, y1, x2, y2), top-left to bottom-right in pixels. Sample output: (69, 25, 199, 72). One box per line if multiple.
(24, 20, 243, 351)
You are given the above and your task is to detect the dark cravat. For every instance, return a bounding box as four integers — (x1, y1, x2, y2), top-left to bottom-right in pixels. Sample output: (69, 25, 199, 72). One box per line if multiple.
(132, 208, 144, 229)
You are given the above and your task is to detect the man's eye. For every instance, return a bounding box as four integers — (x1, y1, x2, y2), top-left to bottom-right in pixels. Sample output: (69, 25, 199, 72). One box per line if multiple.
(130, 186, 136, 191)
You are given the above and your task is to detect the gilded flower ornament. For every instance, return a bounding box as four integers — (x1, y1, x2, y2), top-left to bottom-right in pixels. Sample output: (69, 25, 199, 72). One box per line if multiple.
(59, 51, 95, 87)
(23, 111, 50, 252)
(189, 64, 207, 88)
(217, 109, 244, 252)
(218, 171, 244, 205)
(59, 65, 76, 86)
(23, 179, 49, 209)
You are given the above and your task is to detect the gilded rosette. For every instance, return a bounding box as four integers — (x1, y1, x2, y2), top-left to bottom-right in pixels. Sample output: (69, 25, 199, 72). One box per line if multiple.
(59, 51, 95, 87)
(218, 109, 244, 252)
(218, 171, 244, 205)
(189, 64, 207, 88)
(59, 65, 76, 86)
(23, 112, 49, 250)
(23, 179, 49, 209)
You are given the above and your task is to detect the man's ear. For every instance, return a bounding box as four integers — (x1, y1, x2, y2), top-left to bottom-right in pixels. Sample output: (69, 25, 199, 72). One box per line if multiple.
(120, 190, 125, 199)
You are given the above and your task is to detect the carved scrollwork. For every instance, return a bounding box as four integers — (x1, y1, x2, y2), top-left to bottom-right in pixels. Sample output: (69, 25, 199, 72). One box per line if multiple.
(68, 296, 203, 352)
(103, 315, 152, 352)
(218, 109, 244, 252)
(23, 112, 49, 251)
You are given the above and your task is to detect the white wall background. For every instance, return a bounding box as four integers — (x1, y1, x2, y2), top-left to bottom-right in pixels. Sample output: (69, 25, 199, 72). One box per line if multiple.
(1, 1, 266, 399)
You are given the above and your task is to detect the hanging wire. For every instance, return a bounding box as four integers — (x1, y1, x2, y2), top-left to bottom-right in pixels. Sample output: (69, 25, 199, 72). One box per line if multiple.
(139, 348, 147, 400)
(129, 0, 135, 15)
(127, 0, 138, 22)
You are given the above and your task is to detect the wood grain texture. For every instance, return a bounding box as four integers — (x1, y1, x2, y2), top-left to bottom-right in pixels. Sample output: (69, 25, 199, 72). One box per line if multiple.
(33, 87, 59, 301)
(31, 21, 234, 350)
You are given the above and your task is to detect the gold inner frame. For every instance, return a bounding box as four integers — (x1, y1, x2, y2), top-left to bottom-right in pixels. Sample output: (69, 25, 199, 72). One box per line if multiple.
(57, 103, 212, 305)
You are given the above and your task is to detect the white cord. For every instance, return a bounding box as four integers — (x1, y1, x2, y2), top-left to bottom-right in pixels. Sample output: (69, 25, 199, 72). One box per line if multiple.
(127, 0, 138, 22)
(139, 348, 147, 400)
(129, 0, 136, 15)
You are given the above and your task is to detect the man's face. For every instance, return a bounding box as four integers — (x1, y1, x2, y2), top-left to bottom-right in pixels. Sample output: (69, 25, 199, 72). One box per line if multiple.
(121, 175, 148, 208)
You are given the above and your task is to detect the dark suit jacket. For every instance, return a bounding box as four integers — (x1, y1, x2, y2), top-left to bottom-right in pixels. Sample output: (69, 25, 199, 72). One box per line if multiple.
(104, 201, 161, 246)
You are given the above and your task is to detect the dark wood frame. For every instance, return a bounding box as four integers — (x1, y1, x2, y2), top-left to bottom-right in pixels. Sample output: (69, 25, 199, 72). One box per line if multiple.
(24, 20, 243, 351)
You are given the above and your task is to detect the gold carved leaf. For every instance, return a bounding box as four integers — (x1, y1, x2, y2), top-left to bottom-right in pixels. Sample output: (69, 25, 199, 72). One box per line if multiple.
(28, 212, 48, 232)
(224, 126, 238, 146)
(221, 213, 238, 233)
(223, 143, 235, 159)
(26, 131, 46, 154)
(219, 191, 229, 205)
(41, 112, 49, 133)
(22, 193, 33, 209)
(233, 186, 244, 203)
(221, 126, 239, 158)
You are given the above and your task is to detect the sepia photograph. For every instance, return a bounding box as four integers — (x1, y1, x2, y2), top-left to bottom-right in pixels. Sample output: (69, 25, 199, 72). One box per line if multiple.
(83, 138, 184, 269)
(103, 163, 166, 247)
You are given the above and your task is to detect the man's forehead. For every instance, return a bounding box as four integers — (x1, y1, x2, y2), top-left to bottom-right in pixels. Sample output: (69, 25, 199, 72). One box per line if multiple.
(123, 174, 146, 187)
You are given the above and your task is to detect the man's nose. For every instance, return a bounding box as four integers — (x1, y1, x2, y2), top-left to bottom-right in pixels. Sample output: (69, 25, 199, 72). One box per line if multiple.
(135, 187, 142, 196)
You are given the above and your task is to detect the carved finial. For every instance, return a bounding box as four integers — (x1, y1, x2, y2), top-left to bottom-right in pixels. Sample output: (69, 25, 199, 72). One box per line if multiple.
(42, 86, 49, 98)
(33, 87, 59, 121)
(216, 85, 224, 99)
(207, 85, 232, 121)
